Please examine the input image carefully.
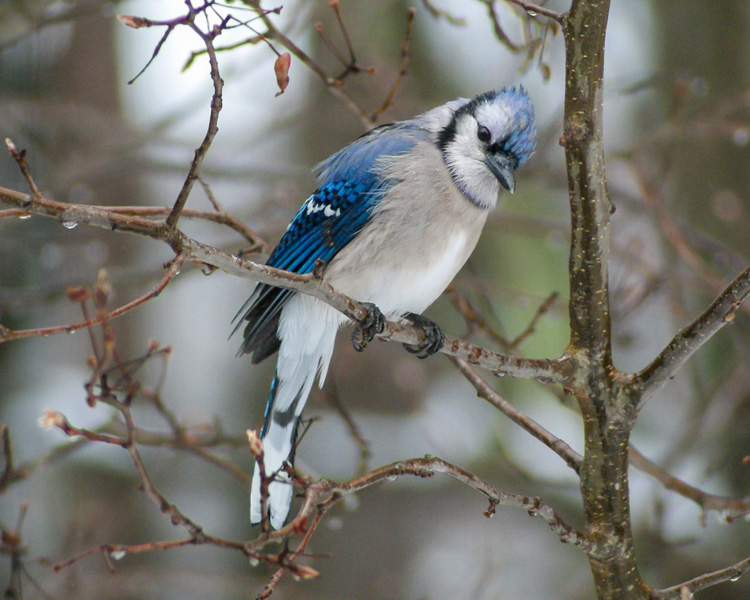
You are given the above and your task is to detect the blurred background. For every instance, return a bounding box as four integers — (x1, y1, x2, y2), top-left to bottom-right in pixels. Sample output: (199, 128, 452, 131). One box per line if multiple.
(1, 0, 750, 598)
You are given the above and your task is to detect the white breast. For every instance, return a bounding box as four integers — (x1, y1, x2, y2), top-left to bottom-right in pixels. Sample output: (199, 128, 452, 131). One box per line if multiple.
(334, 229, 473, 318)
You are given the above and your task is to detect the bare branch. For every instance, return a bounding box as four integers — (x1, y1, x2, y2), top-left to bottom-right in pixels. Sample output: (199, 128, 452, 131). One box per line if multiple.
(0, 182, 564, 383)
(0, 428, 96, 493)
(653, 556, 750, 599)
(421, 0, 467, 25)
(39, 409, 127, 447)
(300, 456, 601, 557)
(558, 1, 653, 596)
(561, 6, 613, 365)
(370, 8, 416, 120)
(0, 256, 185, 343)
(504, 0, 565, 23)
(244, 0, 376, 128)
(482, 0, 521, 51)
(0, 425, 13, 491)
(329, 0, 356, 67)
(1, 503, 30, 599)
(5, 138, 42, 196)
(451, 357, 582, 473)
(166, 15, 225, 227)
(125, 22, 177, 85)
(313, 0, 372, 83)
(0, 204, 269, 250)
(633, 264, 750, 403)
(413, 457, 597, 553)
(323, 383, 371, 476)
(445, 284, 513, 350)
(629, 446, 750, 522)
(52, 534, 288, 575)
(510, 291, 560, 349)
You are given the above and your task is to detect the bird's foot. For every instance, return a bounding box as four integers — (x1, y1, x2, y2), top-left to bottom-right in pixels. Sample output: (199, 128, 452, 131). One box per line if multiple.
(351, 302, 385, 352)
(402, 312, 444, 359)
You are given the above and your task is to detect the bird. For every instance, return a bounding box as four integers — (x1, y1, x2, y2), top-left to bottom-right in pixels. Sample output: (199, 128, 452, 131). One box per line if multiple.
(235, 87, 537, 529)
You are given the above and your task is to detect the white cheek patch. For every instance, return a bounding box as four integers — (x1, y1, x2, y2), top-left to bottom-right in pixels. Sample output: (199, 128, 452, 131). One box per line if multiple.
(442, 118, 501, 210)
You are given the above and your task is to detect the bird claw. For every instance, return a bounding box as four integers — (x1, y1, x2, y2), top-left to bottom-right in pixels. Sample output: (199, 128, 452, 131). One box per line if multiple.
(351, 302, 385, 352)
(402, 312, 444, 359)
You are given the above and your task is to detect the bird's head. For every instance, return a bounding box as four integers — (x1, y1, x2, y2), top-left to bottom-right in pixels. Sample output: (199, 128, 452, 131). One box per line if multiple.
(437, 87, 537, 210)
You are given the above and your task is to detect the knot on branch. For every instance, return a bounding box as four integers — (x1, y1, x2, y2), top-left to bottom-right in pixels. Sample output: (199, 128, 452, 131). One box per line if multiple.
(559, 113, 593, 147)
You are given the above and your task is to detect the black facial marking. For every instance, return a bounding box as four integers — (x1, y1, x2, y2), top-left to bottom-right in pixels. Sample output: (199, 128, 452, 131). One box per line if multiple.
(437, 90, 500, 152)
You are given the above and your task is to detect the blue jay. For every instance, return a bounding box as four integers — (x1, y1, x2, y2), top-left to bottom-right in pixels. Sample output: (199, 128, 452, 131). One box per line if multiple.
(236, 88, 537, 529)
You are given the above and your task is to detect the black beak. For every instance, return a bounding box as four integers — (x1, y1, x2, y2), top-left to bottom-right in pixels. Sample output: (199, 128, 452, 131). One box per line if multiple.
(485, 153, 515, 194)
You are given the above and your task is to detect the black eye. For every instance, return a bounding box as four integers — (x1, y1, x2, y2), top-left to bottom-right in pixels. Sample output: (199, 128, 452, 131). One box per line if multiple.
(477, 125, 491, 143)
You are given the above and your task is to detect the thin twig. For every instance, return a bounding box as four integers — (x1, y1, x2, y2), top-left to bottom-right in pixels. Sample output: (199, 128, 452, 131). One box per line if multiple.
(4, 138, 42, 196)
(0, 256, 185, 343)
(95, 415, 250, 485)
(244, 0, 375, 128)
(313, 21, 361, 82)
(166, 16, 225, 227)
(421, 0, 467, 25)
(371, 8, 415, 120)
(482, 0, 520, 51)
(121, 404, 206, 539)
(0, 205, 270, 250)
(652, 556, 750, 599)
(128, 23, 177, 84)
(451, 357, 582, 473)
(302, 456, 600, 556)
(510, 291, 559, 349)
(504, 0, 565, 22)
(629, 446, 750, 522)
(105, 205, 270, 250)
(181, 5, 286, 71)
(0, 425, 13, 490)
(633, 264, 750, 403)
(40, 410, 127, 447)
(313, 2, 377, 83)
(445, 284, 512, 350)
(324, 383, 371, 475)
(0, 432, 95, 493)
(330, 0, 356, 67)
(52, 534, 285, 573)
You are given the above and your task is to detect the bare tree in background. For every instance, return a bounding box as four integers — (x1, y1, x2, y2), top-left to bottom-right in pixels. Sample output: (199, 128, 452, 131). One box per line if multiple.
(1, 1, 750, 599)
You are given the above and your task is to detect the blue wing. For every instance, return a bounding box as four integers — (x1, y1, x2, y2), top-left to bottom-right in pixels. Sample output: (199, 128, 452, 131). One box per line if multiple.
(236, 125, 418, 363)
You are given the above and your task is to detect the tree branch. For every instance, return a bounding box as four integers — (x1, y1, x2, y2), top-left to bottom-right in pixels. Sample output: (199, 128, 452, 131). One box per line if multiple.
(505, 0, 565, 23)
(370, 8, 416, 120)
(0, 256, 185, 343)
(632, 264, 750, 403)
(653, 556, 750, 599)
(451, 357, 581, 473)
(244, 0, 376, 129)
(166, 12, 225, 228)
(560, 1, 651, 598)
(272, 456, 602, 558)
(629, 446, 750, 522)
(0, 182, 563, 383)
(562, 5, 613, 365)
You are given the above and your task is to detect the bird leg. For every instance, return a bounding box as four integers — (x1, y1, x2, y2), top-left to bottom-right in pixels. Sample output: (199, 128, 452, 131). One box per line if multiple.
(351, 302, 386, 352)
(402, 312, 444, 359)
